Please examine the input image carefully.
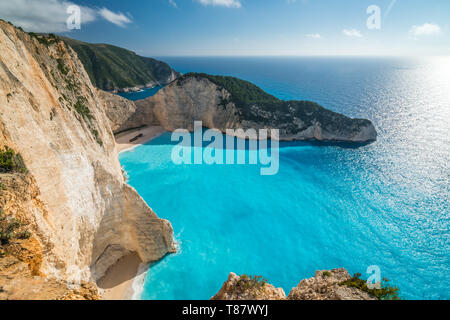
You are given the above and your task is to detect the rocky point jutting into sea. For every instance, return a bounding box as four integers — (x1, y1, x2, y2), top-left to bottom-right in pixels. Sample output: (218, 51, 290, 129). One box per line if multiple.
(118, 73, 377, 142)
(0, 21, 379, 300)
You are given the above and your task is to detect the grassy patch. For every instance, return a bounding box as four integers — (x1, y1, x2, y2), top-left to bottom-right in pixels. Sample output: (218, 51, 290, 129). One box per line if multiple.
(339, 273, 400, 300)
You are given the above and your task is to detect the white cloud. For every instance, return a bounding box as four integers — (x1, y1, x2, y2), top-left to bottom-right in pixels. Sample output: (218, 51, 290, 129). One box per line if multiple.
(196, 0, 242, 8)
(0, 0, 134, 32)
(168, 0, 177, 8)
(0, 0, 96, 32)
(306, 33, 321, 39)
(342, 29, 363, 38)
(409, 23, 441, 37)
(98, 8, 132, 28)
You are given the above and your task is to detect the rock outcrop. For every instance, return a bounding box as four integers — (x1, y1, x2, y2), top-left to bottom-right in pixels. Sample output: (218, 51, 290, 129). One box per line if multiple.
(213, 269, 377, 301)
(288, 268, 377, 300)
(118, 74, 377, 143)
(96, 89, 137, 133)
(0, 172, 100, 300)
(212, 273, 287, 300)
(0, 20, 175, 298)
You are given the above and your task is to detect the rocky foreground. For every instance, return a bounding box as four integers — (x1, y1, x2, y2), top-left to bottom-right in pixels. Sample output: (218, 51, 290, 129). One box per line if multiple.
(212, 269, 377, 300)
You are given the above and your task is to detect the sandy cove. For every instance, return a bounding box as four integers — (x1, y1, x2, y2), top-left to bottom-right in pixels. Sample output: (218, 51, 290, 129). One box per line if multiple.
(97, 253, 143, 300)
(115, 126, 165, 153)
(98, 126, 166, 300)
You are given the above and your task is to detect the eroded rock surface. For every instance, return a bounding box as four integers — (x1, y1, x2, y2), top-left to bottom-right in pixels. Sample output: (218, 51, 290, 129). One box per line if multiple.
(213, 269, 377, 301)
(288, 268, 376, 300)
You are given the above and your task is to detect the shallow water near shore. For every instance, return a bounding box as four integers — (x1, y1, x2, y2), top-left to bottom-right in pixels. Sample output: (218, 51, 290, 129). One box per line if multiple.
(119, 57, 449, 300)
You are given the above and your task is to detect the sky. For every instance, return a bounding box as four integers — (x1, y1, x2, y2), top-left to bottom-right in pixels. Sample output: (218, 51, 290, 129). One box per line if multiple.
(1, 0, 449, 57)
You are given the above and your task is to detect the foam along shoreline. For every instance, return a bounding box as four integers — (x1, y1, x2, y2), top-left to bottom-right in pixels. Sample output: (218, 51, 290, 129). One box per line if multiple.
(115, 126, 165, 153)
(97, 252, 147, 300)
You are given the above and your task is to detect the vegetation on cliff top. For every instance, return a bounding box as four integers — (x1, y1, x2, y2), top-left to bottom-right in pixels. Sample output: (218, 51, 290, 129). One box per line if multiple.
(339, 273, 400, 300)
(237, 275, 269, 290)
(61, 37, 180, 91)
(178, 72, 279, 111)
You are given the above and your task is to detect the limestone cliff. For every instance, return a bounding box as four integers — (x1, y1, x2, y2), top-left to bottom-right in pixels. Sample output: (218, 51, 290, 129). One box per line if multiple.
(213, 269, 377, 301)
(0, 20, 175, 296)
(118, 74, 377, 143)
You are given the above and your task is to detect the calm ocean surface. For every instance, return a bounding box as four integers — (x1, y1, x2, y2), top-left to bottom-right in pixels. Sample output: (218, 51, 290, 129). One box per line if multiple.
(119, 57, 450, 300)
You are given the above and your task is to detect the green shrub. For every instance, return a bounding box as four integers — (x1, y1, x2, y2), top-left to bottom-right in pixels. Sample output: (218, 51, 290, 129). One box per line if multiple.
(74, 100, 93, 120)
(322, 271, 332, 278)
(339, 273, 400, 300)
(237, 275, 268, 290)
(0, 147, 27, 173)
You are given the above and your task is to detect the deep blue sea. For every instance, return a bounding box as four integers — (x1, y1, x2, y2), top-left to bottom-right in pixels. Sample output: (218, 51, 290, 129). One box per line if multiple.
(119, 57, 450, 300)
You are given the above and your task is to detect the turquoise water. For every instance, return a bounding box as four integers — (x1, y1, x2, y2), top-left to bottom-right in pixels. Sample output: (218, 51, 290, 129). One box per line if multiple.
(119, 57, 450, 300)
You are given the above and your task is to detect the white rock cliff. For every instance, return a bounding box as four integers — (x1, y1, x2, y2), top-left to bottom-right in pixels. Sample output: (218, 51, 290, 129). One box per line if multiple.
(0, 21, 175, 287)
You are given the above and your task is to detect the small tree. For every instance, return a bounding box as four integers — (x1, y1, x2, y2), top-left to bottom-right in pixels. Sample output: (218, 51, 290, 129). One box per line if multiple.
(0, 147, 27, 173)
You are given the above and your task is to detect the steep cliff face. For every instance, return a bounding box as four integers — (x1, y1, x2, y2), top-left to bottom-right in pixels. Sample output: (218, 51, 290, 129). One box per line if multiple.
(213, 269, 377, 301)
(118, 74, 377, 143)
(0, 172, 100, 300)
(0, 20, 174, 291)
